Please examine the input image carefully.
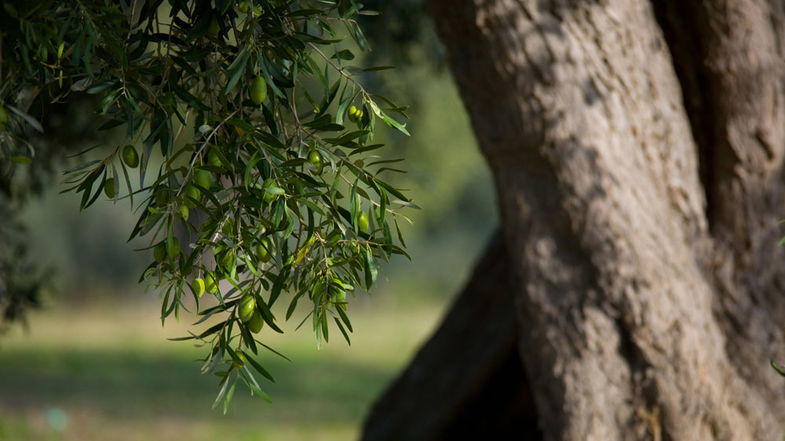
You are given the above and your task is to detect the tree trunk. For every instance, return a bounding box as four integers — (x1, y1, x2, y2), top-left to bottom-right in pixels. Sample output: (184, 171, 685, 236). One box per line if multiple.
(363, 1, 785, 440)
(362, 233, 541, 439)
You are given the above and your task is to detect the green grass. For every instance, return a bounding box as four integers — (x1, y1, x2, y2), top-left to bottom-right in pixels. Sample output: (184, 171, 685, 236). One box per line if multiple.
(0, 298, 443, 441)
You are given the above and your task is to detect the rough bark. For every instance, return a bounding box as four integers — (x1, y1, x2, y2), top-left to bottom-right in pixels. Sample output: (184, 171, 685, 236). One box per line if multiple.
(363, 0, 785, 440)
(653, 0, 785, 417)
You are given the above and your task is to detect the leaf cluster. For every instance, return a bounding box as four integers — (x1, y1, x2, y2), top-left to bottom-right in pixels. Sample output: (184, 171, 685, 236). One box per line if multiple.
(0, 0, 412, 409)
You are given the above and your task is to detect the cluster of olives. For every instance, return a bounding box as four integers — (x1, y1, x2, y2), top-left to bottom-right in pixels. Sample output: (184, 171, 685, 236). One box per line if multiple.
(238, 294, 265, 333)
(186, 234, 275, 307)
(346, 105, 364, 123)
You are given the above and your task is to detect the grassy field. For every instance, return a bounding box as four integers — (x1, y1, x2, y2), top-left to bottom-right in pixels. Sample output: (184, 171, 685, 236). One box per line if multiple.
(0, 296, 444, 441)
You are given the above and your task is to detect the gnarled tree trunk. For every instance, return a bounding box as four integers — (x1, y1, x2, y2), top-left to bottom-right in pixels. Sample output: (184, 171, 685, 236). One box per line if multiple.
(363, 1, 785, 440)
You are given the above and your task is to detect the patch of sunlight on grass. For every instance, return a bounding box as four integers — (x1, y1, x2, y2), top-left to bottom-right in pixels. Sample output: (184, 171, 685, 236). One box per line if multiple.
(0, 297, 445, 441)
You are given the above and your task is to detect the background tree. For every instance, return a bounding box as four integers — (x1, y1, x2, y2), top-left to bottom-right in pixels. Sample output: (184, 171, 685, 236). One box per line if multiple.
(363, 1, 785, 440)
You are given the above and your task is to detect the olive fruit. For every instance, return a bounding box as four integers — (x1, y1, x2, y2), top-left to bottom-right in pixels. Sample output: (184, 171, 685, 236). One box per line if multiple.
(347, 105, 358, 121)
(248, 310, 264, 333)
(347, 105, 365, 123)
(238, 295, 256, 322)
(308, 150, 323, 171)
(207, 148, 223, 168)
(184, 184, 199, 207)
(256, 237, 273, 263)
(166, 236, 180, 259)
(219, 250, 236, 273)
(232, 351, 246, 369)
(331, 286, 347, 310)
(237, 1, 249, 13)
(104, 178, 116, 198)
(179, 205, 189, 221)
(356, 211, 370, 234)
(250, 75, 267, 105)
(195, 169, 214, 189)
(154, 243, 167, 263)
(122, 145, 139, 168)
(205, 272, 219, 293)
(191, 278, 205, 297)
(262, 178, 278, 203)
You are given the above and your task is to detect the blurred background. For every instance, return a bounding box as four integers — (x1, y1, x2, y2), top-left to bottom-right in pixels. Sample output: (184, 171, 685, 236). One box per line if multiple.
(0, 5, 498, 441)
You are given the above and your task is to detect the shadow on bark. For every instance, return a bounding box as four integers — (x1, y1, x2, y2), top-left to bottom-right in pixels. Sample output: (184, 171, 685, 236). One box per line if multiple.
(361, 232, 541, 441)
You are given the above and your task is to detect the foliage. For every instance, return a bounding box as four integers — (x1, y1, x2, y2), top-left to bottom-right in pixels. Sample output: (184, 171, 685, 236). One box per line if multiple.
(0, 0, 412, 409)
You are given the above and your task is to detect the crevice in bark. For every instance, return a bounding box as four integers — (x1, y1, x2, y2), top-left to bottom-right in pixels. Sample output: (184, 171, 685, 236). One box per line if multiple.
(650, 1, 718, 233)
(361, 232, 539, 441)
(441, 347, 542, 441)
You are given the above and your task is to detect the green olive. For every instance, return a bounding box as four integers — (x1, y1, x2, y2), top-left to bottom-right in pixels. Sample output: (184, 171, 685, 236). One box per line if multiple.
(262, 178, 278, 203)
(238, 295, 256, 322)
(356, 211, 370, 234)
(179, 205, 189, 221)
(191, 278, 205, 297)
(250, 75, 267, 105)
(347, 105, 358, 122)
(256, 237, 273, 263)
(184, 184, 199, 208)
(232, 351, 246, 369)
(195, 169, 214, 189)
(331, 289, 347, 310)
(154, 243, 167, 263)
(207, 148, 223, 168)
(248, 310, 264, 333)
(219, 251, 235, 273)
(121, 145, 139, 168)
(166, 236, 180, 259)
(237, 1, 249, 13)
(205, 272, 219, 293)
(308, 150, 323, 170)
(104, 178, 116, 198)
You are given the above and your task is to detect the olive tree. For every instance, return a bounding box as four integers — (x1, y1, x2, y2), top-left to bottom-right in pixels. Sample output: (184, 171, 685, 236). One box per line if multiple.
(0, 0, 412, 410)
(363, 1, 785, 440)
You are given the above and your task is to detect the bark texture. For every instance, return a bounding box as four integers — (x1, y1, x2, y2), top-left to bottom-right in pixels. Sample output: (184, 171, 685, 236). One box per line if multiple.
(363, 0, 785, 440)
